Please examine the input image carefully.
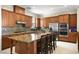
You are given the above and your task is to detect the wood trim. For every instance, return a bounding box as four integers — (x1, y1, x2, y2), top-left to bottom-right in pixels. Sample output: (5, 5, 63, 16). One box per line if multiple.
(14, 5, 25, 10)
(58, 40, 76, 43)
(43, 14, 70, 18)
(2, 9, 14, 13)
(2, 9, 32, 17)
(13, 5, 25, 14)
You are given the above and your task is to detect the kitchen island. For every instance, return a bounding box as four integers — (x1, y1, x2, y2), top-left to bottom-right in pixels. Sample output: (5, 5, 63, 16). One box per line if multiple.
(8, 32, 51, 54)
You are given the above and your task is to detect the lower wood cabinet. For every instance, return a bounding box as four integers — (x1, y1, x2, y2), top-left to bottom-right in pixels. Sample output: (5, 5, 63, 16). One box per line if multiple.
(78, 33, 79, 52)
(59, 32, 77, 43)
(15, 41, 37, 54)
(68, 32, 77, 43)
(58, 36, 68, 42)
(2, 35, 16, 50)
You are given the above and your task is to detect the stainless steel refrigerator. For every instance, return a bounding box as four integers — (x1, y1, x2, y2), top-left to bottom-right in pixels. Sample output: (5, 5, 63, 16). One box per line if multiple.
(49, 23, 58, 33)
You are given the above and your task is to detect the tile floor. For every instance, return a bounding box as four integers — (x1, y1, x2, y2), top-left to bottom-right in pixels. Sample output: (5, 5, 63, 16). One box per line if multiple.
(0, 41, 78, 54)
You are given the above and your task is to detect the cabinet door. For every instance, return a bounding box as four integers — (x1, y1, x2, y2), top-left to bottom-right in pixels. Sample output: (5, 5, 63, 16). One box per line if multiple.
(25, 16, 32, 28)
(43, 17, 51, 27)
(51, 16, 58, 23)
(42, 18, 47, 27)
(8, 12, 16, 27)
(63, 14, 69, 23)
(58, 14, 69, 23)
(28, 16, 32, 28)
(78, 33, 79, 51)
(58, 15, 63, 23)
(2, 9, 9, 26)
(44, 18, 49, 27)
(69, 14, 77, 27)
(2, 36, 11, 50)
(2, 36, 16, 50)
(59, 36, 68, 42)
(14, 5, 25, 14)
(15, 13, 26, 22)
(15, 13, 21, 21)
(68, 32, 77, 43)
(36, 18, 40, 27)
(51, 17, 55, 23)
(20, 15, 26, 22)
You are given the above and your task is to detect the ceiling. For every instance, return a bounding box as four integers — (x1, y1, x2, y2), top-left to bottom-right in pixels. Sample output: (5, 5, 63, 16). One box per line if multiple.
(19, 5, 79, 17)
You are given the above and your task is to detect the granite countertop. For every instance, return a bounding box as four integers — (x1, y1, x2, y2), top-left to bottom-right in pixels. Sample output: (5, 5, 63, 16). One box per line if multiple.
(8, 32, 51, 43)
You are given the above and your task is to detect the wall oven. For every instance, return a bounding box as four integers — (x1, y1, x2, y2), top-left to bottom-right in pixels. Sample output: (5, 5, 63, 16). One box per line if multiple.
(59, 23, 68, 35)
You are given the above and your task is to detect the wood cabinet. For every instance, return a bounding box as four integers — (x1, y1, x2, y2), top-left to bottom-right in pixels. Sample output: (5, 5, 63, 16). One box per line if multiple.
(41, 17, 51, 27)
(2, 35, 11, 50)
(2, 9, 9, 26)
(50, 16, 58, 23)
(41, 14, 69, 27)
(15, 13, 26, 22)
(59, 14, 69, 23)
(58, 36, 68, 42)
(14, 5, 25, 14)
(69, 14, 77, 27)
(8, 12, 16, 26)
(2, 35, 16, 50)
(2, 9, 16, 27)
(78, 33, 79, 52)
(15, 13, 32, 28)
(68, 32, 77, 43)
(59, 32, 77, 43)
(25, 15, 32, 28)
(36, 18, 40, 28)
(15, 41, 37, 54)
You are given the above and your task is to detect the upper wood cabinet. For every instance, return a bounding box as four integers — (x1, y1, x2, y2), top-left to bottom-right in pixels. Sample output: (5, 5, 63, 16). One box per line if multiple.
(8, 12, 16, 26)
(2, 9, 16, 27)
(15, 13, 32, 28)
(2, 9, 9, 26)
(25, 15, 32, 28)
(69, 14, 77, 27)
(59, 14, 69, 23)
(50, 16, 58, 23)
(14, 5, 25, 14)
(41, 16, 59, 27)
(15, 13, 26, 22)
(36, 18, 40, 27)
(42, 17, 51, 27)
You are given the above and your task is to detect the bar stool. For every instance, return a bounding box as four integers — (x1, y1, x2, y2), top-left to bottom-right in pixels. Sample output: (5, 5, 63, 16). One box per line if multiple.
(40, 35, 48, 54)
(51, 33, 57, 50)
(46, 34, 53, 54)
(37, 39, 41, 54)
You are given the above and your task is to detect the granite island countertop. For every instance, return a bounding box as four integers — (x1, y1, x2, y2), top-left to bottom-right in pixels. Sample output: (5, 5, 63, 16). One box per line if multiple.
(8, 32, 51, 43)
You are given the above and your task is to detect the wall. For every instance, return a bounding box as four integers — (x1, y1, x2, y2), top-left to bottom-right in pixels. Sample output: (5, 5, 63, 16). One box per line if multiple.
(42, 10, 77, 17)
(77, 8, 79, 32)
(2, 5, 13, 11)
(0, 5, 1, 51)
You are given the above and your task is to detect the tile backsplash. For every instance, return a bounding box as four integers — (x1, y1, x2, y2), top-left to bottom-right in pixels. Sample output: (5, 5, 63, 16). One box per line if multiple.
(2, 26, 31, 35)
(2, 27, 16, 35)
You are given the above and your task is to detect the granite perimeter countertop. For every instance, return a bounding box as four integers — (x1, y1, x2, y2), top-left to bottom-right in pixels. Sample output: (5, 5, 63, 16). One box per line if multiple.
(8, 32, 51, 43)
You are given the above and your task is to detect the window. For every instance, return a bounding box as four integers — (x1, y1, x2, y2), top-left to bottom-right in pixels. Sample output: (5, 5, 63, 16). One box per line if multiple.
(31, 17, 36, 28)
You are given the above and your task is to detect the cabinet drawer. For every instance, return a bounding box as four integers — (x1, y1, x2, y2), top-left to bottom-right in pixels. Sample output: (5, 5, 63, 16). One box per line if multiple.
(59, 36, 68, 41)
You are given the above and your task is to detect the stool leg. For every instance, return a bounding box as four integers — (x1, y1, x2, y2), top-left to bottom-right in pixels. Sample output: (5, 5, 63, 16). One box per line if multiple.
(10, 39, 13, 54)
